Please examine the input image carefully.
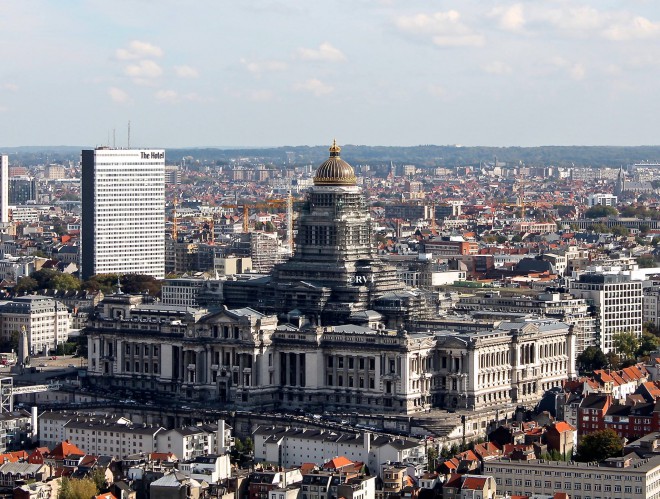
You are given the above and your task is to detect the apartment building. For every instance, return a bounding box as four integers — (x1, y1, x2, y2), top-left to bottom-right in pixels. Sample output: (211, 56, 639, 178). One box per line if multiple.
(484, 454, 660, 499)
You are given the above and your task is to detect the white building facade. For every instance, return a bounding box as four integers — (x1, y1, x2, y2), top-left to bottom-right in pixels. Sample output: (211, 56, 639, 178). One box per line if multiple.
(0, 296, 70, 355)
(252, 427, 426, 477)
(587, 193, 618, 207)
(484, 455, 660, 499)
(0, 155, 8, 224)
(570, 272, 643, 354)
(81, 148, 165, 279)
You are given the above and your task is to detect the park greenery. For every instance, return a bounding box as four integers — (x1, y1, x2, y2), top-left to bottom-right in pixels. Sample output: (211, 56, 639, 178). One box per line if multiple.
(576, 429, 623, 462)
(584, 205, 618, 219)
(577, 329, 660, 374)
(14, 270, 162, 296)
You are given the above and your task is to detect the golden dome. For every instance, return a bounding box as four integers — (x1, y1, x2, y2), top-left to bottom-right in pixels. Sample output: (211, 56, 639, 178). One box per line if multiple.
(313, 140, 357, 186)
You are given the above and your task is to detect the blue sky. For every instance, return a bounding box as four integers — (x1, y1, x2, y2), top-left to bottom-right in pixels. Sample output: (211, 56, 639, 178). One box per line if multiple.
(1, 0, 660, 147)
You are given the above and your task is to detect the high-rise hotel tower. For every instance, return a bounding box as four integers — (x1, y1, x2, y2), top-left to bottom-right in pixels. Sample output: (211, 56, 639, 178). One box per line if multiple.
(81, 148, 165, 280)
(0, 155, 8, 225)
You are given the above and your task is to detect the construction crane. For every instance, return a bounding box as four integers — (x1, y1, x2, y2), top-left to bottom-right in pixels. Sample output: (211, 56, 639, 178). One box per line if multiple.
(171, 195, 179, 241)
(219, 192, 295, 252)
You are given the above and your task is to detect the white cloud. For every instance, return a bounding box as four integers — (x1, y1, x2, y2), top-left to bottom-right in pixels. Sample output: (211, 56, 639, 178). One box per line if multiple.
(482, 61, 512, 74)
(124, 60, 163, 79)
(294, 78, 334, 97)
(570, 63, 586, 81)
(395, 10, 484, 47)
(603, 15, 660, 41)
(428, 84, 447, 99)
(155, 89, 178, 102)
(491, 4, 525, 32)
(108, 87, 129, 103)
(524, 6, 660, 41)
(174, 65, 199, 78)
(548, 56, 586, 81)
(240, 58, 288, 75)
(2, 83, 18, 92)
(297, 42, 346, 62)
(116, 40, 164, 60)
(249, 90, 275, 102)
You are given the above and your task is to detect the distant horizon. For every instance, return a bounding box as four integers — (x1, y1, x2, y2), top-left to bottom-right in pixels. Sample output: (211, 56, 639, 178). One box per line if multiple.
(4, 143, 660, 151)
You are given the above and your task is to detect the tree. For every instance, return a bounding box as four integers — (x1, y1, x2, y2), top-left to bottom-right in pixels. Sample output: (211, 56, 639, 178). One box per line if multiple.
(637, 331, 660, 358)
(50, 273, 81, 291)
(121, 274, 162, 296)
(610, 225, 629, 237)
(427, 446, 439, 470)
(613, 332, 640, 360)
(576, 429, 623, 462)
(90, 468, 107, 492)
(56, 342, 78, 356)
(589, 222, 609, 233)
(58, 477, 98, 499)
(638, 256, 658, 268)
(576, 346, 607, 373)
(243, 436, 254, 454)
(14, 277, 38, 293)
(584, 205, 617, 218)
(606, 351, 621, 370)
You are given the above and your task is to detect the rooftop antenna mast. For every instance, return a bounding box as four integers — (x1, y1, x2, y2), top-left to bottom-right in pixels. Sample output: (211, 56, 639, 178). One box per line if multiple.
(113, 129, 116, 148)
(127, 120, 131, 149)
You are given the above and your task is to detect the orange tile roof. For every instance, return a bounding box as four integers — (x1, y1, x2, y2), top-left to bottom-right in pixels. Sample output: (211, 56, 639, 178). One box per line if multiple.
(48, 440, 85, 460)
(456, 450, 479, 461)
(300, 463, 317, 475)
(462, 476, 488, 490)
(323, 456, 354, 470)
(551, 422, 576, 433)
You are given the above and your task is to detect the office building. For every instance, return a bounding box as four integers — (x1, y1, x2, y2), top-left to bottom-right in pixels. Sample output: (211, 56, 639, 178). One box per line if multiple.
(484, 454, 660, 499)
(0, 155, 8, 224)
(0, 296, 70, 356)
(9, 177, 37, 205)
(587, 193, 618, 207)
(570, 272, 643, 354)
(81, 148, 165, 279)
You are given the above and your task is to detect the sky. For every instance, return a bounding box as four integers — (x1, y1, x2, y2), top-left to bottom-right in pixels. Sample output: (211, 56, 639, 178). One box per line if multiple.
(1, 0, 660, 148)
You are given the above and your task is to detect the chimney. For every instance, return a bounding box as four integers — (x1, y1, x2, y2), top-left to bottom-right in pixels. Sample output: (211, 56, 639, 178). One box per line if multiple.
(218, 419, 226, 454)
(364, 431, 371, 454)
(31, 406, 38, 441)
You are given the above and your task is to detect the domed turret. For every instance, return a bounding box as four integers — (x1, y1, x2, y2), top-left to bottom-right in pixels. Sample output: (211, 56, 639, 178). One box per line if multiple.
(313, 140, 357, 186)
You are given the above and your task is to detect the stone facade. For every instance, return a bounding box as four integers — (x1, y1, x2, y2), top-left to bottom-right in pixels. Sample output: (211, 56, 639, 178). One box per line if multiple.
(85, 296, 574, 414)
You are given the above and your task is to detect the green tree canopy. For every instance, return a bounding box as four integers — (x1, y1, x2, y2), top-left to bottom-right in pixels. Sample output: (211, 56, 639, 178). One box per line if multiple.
(606, 351, 621, 370)
(576, 346, 607, 373)
(83, 274, 161, 296)
(613, 332, 641, 360)
(49, 273, 81, 291)
(14, 276, 38, 293)
(584, 205, 618, 218)
(58, 477, 98, 499)
(638, 331, 660, 358)
(637, 256, 657, 268)
(29, 268, 82, 291)
(610, 225, 629, 237)
(576, 429, 623, 462)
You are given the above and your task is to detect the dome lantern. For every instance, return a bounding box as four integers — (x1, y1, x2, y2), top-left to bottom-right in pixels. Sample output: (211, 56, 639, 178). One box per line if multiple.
(313, 140, 357, 186)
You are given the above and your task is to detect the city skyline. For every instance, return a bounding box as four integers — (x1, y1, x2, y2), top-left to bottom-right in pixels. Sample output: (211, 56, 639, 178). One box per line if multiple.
(2, 1, 660, 148)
